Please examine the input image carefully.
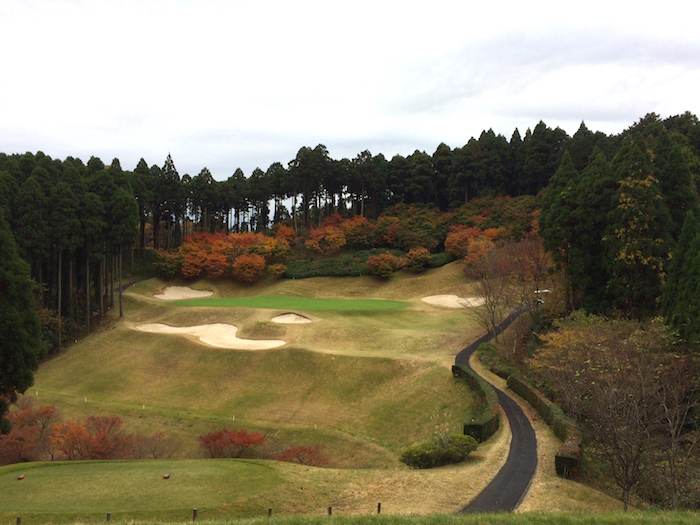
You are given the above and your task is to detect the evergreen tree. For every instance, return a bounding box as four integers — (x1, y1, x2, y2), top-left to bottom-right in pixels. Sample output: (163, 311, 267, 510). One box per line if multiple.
(605, 138, 673, 317)
(653, 129, 700, 241)
(662, 211, 700, 344)
(0, 211, 44, 433)
(539, 151, 581, 309)
(572, 149, 618, 312)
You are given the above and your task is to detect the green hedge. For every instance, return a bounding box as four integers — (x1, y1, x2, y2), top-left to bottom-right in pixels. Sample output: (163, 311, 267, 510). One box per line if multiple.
(284, 249, 406, 279)
(284, 250, 456, 279)
(507, 373, 582, 477)
(400, 434, 478, 469)
(452, 364, 500, 443)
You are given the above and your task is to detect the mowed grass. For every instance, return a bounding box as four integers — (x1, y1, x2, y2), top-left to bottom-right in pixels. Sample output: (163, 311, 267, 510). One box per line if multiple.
(14, 263, 626, 519)
(172, 296, 408, 310)
(31, 262, 478, 465)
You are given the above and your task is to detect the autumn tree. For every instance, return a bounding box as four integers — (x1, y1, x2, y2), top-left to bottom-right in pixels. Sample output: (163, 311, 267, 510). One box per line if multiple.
(464, 242, 517, 341)
(199, 428, 266, 458)
(530, 314, 700, 510)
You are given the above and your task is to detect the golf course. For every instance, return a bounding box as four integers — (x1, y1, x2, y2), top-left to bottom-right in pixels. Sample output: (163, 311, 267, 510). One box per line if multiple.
(0, 262, 625, 522)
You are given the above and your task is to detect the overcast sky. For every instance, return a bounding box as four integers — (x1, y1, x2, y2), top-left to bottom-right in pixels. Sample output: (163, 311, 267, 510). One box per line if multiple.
(2, 0, 699, 179)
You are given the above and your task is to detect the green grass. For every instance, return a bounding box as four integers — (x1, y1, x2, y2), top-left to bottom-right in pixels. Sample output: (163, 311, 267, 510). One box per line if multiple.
(171, 296, 408, 311)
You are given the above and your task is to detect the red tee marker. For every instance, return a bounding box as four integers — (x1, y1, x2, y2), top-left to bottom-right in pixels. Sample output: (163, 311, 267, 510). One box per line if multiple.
(18, 474, 25, 480)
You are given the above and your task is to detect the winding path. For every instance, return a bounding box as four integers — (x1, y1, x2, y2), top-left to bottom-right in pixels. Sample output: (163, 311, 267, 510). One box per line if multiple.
(455, 311, 538, 513)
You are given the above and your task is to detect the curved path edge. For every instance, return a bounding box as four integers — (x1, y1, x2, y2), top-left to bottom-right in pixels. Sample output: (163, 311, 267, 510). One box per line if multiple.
(455, 310, 538, 513)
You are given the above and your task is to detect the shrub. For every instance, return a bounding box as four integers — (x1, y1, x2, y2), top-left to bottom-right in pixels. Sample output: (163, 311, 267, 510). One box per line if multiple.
(284, 249, 406, 279)
(277, 445, 329, 466)
(405, 247, 431, 272)
(400, 434, 477, 469)
(199, 428, 266, 458)
(366, 253, 405, 277)
(267, 263, 287, 277)
(232, 254, 266, 283)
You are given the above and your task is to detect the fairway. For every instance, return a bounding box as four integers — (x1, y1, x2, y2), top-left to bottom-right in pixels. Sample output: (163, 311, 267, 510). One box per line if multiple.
(172, 295, 408, 310)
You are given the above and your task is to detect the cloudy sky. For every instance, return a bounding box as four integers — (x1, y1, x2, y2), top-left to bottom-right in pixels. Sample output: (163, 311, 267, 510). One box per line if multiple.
(1, 0, 699, 179)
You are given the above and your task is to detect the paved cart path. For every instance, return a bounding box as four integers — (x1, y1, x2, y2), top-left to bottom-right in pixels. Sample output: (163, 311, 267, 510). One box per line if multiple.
(455, 311, 538, 513)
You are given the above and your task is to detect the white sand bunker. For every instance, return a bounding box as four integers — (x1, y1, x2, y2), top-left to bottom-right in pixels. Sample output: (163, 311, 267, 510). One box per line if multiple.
(154, 286, 214, 301)
(421, 295, 485, 308)
(271, 313, 313, 324)
(135, 323, 285, 350)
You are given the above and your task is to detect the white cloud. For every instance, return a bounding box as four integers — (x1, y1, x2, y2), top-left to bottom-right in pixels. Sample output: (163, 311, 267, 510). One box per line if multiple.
(1, 0, 699, 178)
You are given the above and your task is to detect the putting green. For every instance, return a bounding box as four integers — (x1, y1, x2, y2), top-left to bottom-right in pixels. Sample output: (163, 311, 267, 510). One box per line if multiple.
(172, 296, 408, 311)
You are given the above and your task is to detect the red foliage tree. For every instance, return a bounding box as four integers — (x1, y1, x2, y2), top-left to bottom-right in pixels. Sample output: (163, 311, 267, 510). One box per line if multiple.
(277, 445, 329, 466)
(199, 428, 266, 458)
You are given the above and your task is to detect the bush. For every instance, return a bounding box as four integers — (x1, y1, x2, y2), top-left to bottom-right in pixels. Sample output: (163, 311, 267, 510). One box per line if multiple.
(427, 252, 456, 268)
(366, 253, 405, 277)
(400, 434, 478, 469)
(232, 254, 266, 283)
(405, 247, 431, 272)
(199, 428, 266, 458)
(477, 342, 519, 379)
(277, 445, 329, 466)
(284, 249, 406, 279)
(267, 263, 287, 277)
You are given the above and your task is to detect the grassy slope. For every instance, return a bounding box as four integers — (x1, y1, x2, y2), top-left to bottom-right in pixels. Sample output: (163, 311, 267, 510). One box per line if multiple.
(2, 263, 624, 520)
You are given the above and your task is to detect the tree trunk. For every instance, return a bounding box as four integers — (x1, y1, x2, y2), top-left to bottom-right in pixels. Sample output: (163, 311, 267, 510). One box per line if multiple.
(99, 254, 104, 318)
(110, 253, 114, 308)
(57, 245, 62, 353)
(119, 244, 124, 318)
(69, 253, 75, 323)
(86, 249, 91, 333)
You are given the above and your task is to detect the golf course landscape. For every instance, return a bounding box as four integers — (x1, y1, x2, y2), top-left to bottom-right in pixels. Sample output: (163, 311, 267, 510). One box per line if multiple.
(1, 262, 626, 522)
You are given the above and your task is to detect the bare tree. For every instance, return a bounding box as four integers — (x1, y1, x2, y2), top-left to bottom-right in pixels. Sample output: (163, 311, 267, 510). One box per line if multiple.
(530, 315, 700, 510)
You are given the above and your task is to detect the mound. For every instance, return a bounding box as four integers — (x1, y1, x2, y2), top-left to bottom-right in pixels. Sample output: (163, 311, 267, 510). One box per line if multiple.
(271, 313, 313, 324)
(134, 323, 285, 350)
(154, 286, 214, 301)
(421, 295, 485, 308)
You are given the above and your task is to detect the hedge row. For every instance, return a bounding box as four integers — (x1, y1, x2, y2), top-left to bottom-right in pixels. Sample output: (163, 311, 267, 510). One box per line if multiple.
(476, 342, 520, 380)
(452, 364, 500, 443)
(507, 373, 582, 477)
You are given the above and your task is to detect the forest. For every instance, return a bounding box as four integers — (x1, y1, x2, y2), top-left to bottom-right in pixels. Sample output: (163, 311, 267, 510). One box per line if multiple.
(3, 110, 700, 509)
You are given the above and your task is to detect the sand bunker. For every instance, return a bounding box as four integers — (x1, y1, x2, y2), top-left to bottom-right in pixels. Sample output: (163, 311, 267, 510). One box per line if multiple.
(421, 295, 485, 308)
(271, 313, 313, 324)
(135, 323, 285, 350)
(153, 286, 214, 301)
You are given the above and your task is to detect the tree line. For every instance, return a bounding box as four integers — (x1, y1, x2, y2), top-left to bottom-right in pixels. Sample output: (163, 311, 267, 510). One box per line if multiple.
(539, 112, 700, 329)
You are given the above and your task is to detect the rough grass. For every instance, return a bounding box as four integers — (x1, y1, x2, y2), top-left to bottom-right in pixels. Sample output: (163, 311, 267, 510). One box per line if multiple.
(16, 262, 626, 520)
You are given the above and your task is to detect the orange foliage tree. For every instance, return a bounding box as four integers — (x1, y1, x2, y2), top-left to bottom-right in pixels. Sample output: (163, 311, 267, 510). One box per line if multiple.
(366, 253, 405, 278)
(232, 253, 267, 283)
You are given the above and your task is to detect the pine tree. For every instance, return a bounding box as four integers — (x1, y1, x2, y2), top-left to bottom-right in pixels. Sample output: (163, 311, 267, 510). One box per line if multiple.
(606, 139, 673, 317)
(662, 211, 700, 344)
(540, 151, 581, 309)
(0, 211, 45, 433)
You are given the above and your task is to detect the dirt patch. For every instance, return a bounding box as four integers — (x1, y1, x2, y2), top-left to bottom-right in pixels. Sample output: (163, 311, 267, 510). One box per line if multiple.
(154, 286, 214, 301)
(134, 323, 285, 350)
(421, 295, 485, 308)
(271, 313, 313, 324)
